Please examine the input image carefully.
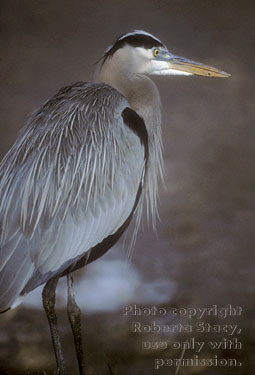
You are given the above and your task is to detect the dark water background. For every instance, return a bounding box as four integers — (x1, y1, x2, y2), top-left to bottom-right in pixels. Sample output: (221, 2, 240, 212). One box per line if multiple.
(0, 1, 254, 374)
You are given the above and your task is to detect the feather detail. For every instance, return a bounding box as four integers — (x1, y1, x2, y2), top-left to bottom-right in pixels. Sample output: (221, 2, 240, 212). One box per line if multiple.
(0, 82, 147, 309)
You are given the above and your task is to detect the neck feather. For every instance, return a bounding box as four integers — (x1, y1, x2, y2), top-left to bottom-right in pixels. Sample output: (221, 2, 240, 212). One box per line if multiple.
(96, 56, 165, 228)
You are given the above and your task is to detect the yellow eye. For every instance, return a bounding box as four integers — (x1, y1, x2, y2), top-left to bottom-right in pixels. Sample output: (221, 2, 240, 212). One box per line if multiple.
(153, 48, 160, 57)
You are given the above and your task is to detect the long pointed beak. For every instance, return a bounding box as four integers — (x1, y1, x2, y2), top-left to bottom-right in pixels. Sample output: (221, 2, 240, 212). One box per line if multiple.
(168, 55, 230, 78)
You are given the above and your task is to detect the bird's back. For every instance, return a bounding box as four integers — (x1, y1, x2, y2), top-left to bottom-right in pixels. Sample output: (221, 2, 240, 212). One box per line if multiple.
(0, 82, 147, 311)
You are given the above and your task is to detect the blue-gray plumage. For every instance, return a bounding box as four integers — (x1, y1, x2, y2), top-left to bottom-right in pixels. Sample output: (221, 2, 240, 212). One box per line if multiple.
(0, 30, 230, 374)
(0, 82, 147, 308)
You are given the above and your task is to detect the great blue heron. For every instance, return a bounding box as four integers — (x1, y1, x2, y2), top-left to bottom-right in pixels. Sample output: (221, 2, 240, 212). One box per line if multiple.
(0, 30, 229, 374)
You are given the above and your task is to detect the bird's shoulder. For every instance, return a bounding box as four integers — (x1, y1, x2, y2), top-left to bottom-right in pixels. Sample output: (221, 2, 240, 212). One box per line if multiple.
(40, 81, 129, 122)
(0, 81, 147, 241)
(48, 81, 148, 152)
(13, 81, 145, 159)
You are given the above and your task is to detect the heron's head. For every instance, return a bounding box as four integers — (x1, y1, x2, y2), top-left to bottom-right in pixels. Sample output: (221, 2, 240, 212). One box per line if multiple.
(100, 30, 230, 78)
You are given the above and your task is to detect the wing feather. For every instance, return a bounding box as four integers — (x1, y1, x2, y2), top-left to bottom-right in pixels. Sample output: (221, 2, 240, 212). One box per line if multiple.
(0, 82, 146, 309)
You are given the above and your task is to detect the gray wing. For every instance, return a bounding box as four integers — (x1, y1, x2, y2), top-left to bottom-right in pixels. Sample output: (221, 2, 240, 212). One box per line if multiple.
(0, 82, 146, 311)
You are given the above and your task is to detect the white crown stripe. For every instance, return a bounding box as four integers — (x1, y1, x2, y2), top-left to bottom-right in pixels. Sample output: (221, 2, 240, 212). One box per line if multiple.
(118, 30, 163, 45)
(104, 30, 163, 56)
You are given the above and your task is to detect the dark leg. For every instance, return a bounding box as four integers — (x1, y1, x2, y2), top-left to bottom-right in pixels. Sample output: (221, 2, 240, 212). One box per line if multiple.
(67, 274, 86, 375)
(42, 276, 66, 375)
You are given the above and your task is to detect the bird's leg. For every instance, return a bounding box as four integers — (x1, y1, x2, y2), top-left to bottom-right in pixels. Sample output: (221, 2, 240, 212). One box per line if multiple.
(42, 276, 66, 375)
(66, 273, 86, 375)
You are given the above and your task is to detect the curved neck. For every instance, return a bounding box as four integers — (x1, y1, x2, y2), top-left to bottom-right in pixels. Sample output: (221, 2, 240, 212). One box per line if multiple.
(95, 52, 164, 228)
(96, 56, 161, 130)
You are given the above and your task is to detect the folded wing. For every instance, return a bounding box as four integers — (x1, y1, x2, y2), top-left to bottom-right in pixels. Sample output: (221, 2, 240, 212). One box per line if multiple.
(0, 82, 147, 311)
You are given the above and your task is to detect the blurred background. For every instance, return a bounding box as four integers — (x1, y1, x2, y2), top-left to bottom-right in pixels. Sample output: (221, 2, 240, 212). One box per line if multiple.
(0, 0, 254, 374)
